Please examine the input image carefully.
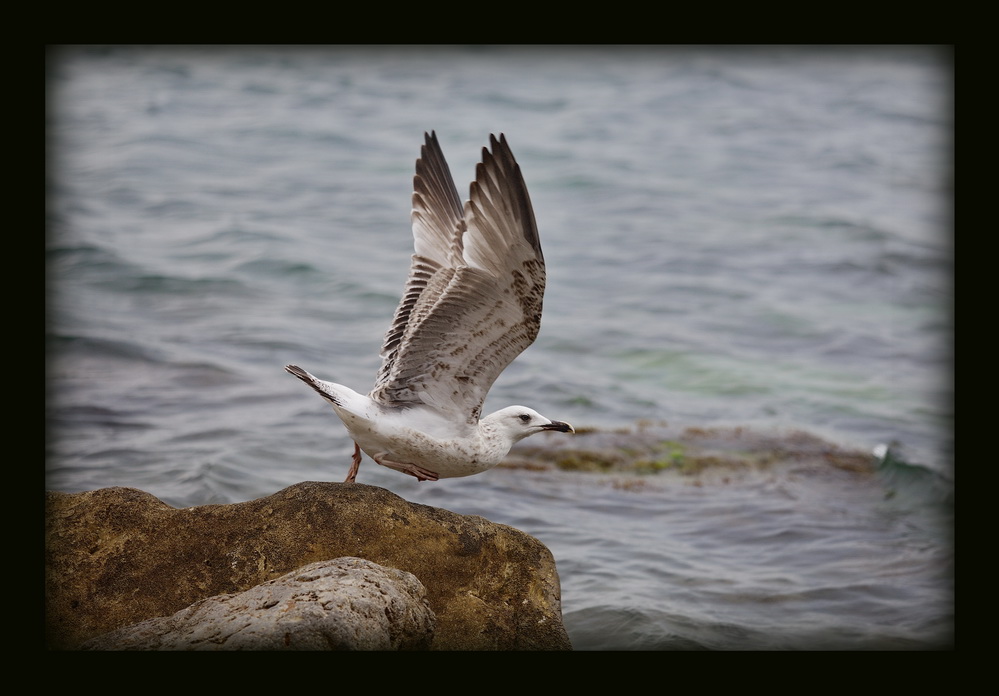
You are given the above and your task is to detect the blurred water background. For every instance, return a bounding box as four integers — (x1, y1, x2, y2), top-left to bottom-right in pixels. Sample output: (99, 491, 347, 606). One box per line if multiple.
(46, 45, 953, 649)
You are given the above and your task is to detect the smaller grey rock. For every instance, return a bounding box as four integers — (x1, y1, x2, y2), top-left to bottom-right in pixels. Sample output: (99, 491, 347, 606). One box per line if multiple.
(81, 558, 436, 650)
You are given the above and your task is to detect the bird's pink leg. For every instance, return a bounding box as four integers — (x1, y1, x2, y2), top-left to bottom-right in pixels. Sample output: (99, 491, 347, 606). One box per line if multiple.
(344, 442, 362, 483)
(372, 455, 440, 482)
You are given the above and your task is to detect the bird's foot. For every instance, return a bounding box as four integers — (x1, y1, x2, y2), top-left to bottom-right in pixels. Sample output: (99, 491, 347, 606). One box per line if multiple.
(373, 455, 440, 482)
(344, 442, 362, 483)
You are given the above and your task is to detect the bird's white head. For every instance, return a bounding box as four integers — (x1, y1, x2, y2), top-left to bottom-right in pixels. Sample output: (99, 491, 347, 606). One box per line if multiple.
(483, 405, 575, 445)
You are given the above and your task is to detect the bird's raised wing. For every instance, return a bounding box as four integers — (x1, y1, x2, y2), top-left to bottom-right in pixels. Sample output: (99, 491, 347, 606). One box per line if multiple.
(369, 132, 544, 427)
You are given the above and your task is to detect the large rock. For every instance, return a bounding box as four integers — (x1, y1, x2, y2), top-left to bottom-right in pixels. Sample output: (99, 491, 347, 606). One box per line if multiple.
(45, 482, 571, 650)
(80, 558, 435, 650)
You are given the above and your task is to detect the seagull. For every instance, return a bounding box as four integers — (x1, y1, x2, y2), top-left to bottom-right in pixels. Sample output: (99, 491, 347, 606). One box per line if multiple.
(286, 132, 574, 483)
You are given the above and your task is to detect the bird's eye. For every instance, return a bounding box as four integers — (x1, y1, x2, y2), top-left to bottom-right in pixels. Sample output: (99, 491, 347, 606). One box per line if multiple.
(519, 414, 531, 423)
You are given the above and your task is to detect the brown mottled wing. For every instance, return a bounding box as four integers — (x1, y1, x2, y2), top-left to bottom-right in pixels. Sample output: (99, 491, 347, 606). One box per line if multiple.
(369, 133, 544, 427)
(373, 131, 464, 382)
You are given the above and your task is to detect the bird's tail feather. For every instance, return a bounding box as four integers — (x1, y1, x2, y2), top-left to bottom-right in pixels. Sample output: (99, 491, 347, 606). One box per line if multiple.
(285, 364, 342, 407)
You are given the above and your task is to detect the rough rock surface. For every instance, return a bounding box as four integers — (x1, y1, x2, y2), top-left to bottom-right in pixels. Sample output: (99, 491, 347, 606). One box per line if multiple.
(45, 482, 571, 650)
(80, 557, 435, 650)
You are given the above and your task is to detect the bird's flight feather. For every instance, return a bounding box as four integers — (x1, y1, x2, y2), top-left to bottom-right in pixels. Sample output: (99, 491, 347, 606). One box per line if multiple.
(369, 132, 545, 426)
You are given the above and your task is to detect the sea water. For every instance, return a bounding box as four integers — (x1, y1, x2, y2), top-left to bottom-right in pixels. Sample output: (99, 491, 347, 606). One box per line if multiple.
(46, 46, 953, 649)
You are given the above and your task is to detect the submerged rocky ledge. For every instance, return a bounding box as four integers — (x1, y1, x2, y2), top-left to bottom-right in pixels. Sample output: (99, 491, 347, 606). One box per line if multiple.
(507, 420, 877, 484)
(45, 482, 570, 650)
